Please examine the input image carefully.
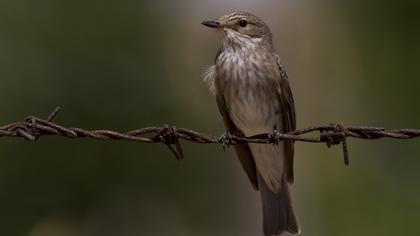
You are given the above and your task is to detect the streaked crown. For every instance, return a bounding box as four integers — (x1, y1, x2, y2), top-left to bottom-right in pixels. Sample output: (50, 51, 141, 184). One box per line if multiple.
(218, 12, 272, 39)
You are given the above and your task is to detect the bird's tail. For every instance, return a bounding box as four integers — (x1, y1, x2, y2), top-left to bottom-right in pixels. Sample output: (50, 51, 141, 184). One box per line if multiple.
(258, 172, 300, 235)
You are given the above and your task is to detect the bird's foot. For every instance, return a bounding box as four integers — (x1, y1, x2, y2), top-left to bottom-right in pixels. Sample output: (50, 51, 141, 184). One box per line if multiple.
(219, 132, 233, 151)
(269, 129, 283, 145)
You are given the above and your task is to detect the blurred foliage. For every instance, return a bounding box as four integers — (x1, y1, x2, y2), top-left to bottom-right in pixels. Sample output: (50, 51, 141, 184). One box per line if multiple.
(0, 0, 420, 235)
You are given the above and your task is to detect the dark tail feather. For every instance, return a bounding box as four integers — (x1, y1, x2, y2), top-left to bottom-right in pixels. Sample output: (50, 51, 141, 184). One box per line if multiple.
(257, 173, 300, 235)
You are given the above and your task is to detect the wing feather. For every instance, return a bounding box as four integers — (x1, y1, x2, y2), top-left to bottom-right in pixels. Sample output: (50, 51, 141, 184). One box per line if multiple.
(275, 54, 296, 183)
(203, 62, 259, 189)
(216, 95, 259, 190)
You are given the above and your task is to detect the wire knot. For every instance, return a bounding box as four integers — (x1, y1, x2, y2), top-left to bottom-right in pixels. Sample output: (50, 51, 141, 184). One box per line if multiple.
(154, 125, 184, 160)
(320, 123, 344, 147)
(320, 123, 350, 165)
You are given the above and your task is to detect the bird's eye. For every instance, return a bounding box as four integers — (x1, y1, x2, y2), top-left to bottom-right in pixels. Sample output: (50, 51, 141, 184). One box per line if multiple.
(238, 20, 247, 27)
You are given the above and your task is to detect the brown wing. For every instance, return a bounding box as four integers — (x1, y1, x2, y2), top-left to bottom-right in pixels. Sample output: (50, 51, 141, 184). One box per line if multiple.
(216, 95, 259, 190)
(275, 55, 296, 183)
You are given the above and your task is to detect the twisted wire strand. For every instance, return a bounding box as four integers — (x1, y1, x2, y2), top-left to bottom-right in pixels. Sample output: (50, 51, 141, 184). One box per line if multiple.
(1, 107, 420, 163)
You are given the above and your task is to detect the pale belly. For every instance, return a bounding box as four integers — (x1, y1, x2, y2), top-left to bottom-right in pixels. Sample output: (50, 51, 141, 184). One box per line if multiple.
(216, 47, 282, 136)
(224, 86, 286, 193)
(225, 87, 282, 137)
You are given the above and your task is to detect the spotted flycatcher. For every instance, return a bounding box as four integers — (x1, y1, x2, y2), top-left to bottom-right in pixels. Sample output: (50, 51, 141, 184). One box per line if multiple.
(202, 12, 299, 235)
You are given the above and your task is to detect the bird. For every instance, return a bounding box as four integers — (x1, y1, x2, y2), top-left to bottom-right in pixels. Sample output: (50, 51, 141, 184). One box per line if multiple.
(201, 12, 300, 235)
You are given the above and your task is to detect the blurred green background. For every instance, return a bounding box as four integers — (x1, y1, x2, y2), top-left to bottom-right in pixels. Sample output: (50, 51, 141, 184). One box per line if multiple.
(1, 0, 420, 235)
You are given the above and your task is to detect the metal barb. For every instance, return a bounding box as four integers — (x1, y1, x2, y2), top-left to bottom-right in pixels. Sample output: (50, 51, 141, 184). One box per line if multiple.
(320, 123, 350, 166)
(47, 106, 61, 122)
(333, 123, 350, 166)
(155, 124, 184, 160)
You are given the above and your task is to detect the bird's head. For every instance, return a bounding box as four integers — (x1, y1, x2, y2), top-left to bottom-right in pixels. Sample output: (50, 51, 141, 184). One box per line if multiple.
(202, 12, 273, 43)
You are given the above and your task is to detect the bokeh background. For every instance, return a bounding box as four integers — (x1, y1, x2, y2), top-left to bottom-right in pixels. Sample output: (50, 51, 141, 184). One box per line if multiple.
(1, 0, 420, 235)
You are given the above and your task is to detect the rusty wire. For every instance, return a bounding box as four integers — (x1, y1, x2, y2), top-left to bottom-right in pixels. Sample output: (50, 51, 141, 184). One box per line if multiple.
(1, 107, 420, 164)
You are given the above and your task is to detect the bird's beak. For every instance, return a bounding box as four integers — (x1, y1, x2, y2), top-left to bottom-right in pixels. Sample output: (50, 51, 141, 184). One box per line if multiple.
(201, 20, 221, 29)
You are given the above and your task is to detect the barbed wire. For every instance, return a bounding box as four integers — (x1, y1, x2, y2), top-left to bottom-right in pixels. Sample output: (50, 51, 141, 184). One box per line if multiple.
(1, 107, 420, 165)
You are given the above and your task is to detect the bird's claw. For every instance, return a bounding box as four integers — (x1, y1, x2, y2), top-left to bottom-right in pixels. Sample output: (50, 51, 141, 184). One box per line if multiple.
(269, 130, 282, 145)
(219, 132, 233, 151)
